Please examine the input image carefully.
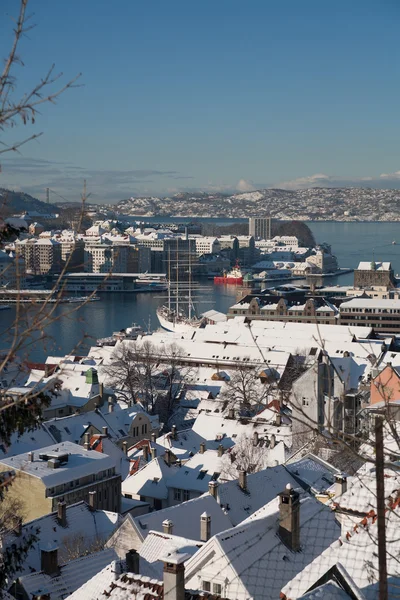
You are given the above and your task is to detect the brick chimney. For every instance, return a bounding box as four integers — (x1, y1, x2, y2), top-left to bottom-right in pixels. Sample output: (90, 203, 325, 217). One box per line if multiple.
(335, 473, 348, 500)
(200, 512, 211, 542)
(102, 426, 108, 437)
(151, 431, 157, 443)
(84, 431, 91, 451)
(228, 407, 235, 419)
(171, 425, 177, 440)
(143, 444, 149, 462)
(165, 449, 171, 466)
(278, 484, 300, 552)
(88, 490, 97, 511)
(57, 501, 67, 527)
(275, 412, 282, 426)
(28, 451, 34, 462)
(126, 549, 139, 574)
(208, 480, 218, 499)
(122, 441, 128, 455)
(217, 444, 224, 457)
(151, 447, 157, 460)
(40, 542, 59, 576)
(199, 442, 206, 454)
(238, 470, 247, 491)
(162, 552, 190, 600)
(108, 399, 114, 413)
(162, 519, 173, 534)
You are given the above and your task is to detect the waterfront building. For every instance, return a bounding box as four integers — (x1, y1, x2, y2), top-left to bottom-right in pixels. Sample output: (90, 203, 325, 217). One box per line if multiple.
(339, 297, 400, 333)
(191, 236, 221, 256)
(306, 245, 338, 273)
(0, 441, 121, 521)
(249, 216, 272, 240)
(354, 260, 395, 288)
(227, 295, 338, 325)
(16, 237, 61, 275)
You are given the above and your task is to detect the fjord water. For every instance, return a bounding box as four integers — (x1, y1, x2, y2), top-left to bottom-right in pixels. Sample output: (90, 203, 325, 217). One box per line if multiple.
(1, 221, 399, 361)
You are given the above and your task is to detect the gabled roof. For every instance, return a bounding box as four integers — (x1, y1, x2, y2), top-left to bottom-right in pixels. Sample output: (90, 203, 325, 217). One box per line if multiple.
(115, 494, 232, 544)
(217, 465, 300, 526)
(281, 500, 400, 600)
(285, 454, 340, 495)
(185, 495, 339, 600)
(121, 457, 179, 500)
(139, 530, 203, 579)
(6, 502, 119, 579)
(19, 547, 119, 600)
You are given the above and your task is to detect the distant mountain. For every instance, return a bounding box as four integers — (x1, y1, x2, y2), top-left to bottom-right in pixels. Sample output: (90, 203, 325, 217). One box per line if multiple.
(114, 187, 400, 221)
(0, 188, 60, 215)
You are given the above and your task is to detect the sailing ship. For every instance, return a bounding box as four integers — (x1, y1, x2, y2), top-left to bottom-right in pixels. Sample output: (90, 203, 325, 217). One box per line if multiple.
(214, 261, 243, 285)
(156, 241, 205, 333)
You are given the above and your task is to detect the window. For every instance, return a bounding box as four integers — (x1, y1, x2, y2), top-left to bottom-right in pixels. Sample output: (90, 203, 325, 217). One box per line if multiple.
(183, 489, 190, 501)
(202, 581, 211, 592)
(174, 488, 182, 501)
(141, 424, 147, 434)
(302, 398, 309, 407)
(213, 583, 222, 595)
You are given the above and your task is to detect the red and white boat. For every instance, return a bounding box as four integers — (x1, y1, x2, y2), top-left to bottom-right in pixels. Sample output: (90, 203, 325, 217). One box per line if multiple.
(214, 262, 243, 285)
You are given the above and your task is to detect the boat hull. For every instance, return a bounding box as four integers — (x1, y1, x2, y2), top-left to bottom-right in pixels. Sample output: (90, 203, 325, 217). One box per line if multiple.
(157, 310, 202, 334)
(214, 276, 243, 285)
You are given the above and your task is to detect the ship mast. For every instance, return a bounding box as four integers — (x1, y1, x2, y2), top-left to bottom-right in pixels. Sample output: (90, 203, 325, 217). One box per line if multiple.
(188, 241, 192, 321)
(176, 238, 179, 316)
(167, 247, 171, 313)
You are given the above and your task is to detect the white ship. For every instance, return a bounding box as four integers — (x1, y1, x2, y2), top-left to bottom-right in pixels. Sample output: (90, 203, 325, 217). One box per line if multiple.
(156, 242, 205, 333)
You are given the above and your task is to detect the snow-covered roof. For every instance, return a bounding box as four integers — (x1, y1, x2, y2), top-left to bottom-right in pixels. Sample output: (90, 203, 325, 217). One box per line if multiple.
(168, 449, 224, 492)
(0, 425, 56, 460)
(139, 530, 202, 579)
(217, 465, 302, 526)
(7, 502, 119, 579)
(0, 441, 116, 487)
(281, 501, 400, 600)
(122, 456, 179, 499)
(128, 494, 232, 542)
(19, 547, 119, 600)
(357, 261, 391, 271)
(340, 298, 400, 310)
(156, 428, 233, 460)
(185, 494, 339, 600)
(285, 454, 340, 495)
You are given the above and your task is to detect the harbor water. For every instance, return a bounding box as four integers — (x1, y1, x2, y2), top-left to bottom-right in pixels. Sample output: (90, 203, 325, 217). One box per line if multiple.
(1, 221, 399, 361)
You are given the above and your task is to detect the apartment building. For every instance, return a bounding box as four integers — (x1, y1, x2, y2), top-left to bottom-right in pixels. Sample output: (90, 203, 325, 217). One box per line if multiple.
(0, 441, 121, 521)
(339, 298, 400, 333)
(16, 238, 61, 275)
(249, 216, 272, 240)
(191, 236, 221, 257)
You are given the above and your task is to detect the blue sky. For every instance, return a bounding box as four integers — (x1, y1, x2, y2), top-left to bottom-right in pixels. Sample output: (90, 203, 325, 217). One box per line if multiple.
(1, 0, 399, 203)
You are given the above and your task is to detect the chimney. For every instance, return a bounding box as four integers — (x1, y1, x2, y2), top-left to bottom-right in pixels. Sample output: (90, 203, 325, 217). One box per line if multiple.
(151, 447, 157, 460)
(102, 426, 108, 437)
(143, 444, 149, 462)
(40, 543, 59, 576)
(275, 412, 282, 427)
(151, 431, 157, 443)
(99, 382, 104, 398)
(165, 449, 171, 466)
(126, 549, 139, 574)
(253, 431, 259, 447)
(200, 512, 211, 542)
(162, 519, 173, 535)
(108, 399, 114, 413)
(28, 451, 34, 462)
(208, 480, 218, 499)
(270, 433, 276, 449)
(88, 490, 97, 511)
(57, 501, 67, 527)
(238, 470, 247, 491)
(278, 484, 300, 552)
(171, 425, 177, 440)
(335, 473, 348, 500)
(84, 431, 91, 451)
(111, 559, 122, 581)
(162, 552, 190, 600)
(217, 444, 224, 457)
(199, 442, 206, 454)
(228, 407, 235, 419)
(122, 441, 128, 455)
